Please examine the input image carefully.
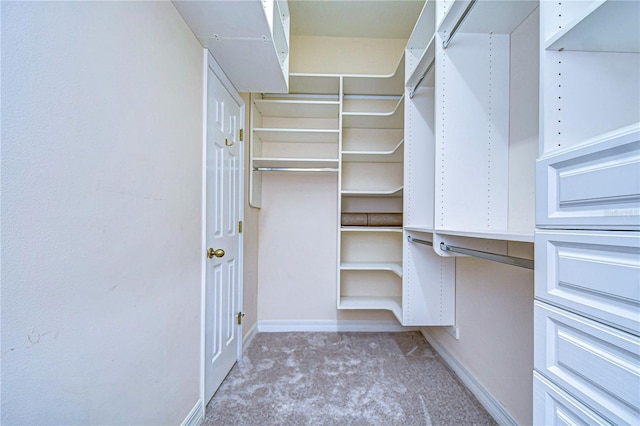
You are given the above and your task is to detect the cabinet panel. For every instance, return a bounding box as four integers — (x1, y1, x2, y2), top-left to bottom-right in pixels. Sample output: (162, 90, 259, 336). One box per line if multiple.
(536, 125, 640, 229)
(535, 230, 640, 335)
(534, 302, 640, 426)
(403, 231, 455, 326)
(434, 8, 539, 238)
(533, 372, 611, 426)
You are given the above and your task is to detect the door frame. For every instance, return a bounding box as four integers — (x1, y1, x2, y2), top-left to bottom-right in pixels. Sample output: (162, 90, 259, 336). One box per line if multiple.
(200, 49, 245, 409)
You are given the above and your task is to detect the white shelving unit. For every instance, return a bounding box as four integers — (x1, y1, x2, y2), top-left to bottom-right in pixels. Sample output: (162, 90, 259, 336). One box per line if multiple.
(339, 227, 404, 322)
(401, 0, 541, 328)
(337, 58, 407, 322)
(432, 0, 539, 241)
(249, 74, 341, 207)
(340, 262, 403, 277)
(534, 1, 640, 423)
(342, 139, 404, 163)
(403, 0, 458, 327)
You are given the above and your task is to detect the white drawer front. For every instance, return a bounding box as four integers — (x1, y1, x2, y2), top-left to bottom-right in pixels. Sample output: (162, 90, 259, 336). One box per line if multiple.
(533, 372, 611, 426)
(535, 230, 640, 335)
(534, 302, 640, 426)
(536, 126, 640, 230)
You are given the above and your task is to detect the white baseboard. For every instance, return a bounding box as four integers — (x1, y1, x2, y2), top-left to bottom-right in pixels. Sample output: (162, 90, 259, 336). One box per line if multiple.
(257, 320, 418, 333)
(181, 399, 204, 426)
(242, 321, 258, 353)
(421, 328, 518, 426)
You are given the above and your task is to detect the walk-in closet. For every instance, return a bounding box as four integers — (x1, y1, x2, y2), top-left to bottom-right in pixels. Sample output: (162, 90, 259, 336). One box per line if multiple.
(2, 1, 638, 424)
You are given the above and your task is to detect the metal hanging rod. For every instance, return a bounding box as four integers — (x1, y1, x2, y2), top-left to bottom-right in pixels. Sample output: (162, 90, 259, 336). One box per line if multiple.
(254, 167, 339, 172)
(440, 242, 534, 270)
(409, 58, 435, 99)
(407, 235, 433, 246)
(442, 0, 478, 49)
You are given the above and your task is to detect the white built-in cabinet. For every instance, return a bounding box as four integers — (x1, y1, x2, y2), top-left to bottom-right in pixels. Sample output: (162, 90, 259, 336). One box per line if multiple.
(173, 0, 290, 93)
(250, 74, 341, 208)
(403, 0, 540, 324)
(533, 1, 640, 424)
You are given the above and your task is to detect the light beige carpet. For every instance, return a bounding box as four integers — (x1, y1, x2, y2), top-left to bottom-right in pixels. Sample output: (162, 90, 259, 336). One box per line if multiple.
(205, 331, 497, 425)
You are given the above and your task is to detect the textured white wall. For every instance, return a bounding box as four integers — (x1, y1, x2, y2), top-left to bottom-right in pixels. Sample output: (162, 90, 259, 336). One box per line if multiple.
(1, 2, 203, 424)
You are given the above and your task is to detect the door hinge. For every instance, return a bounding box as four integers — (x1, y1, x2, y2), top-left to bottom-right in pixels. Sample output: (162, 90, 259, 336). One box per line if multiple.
(239, 129, 243, 141)
(238, 220, 243, 233)
(237, 312, 245, 325)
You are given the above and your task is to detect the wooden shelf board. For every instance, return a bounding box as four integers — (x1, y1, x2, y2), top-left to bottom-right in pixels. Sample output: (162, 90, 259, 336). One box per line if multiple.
(342, 140, 404, 163)
(339, 296, 403, 321)
(253, 157, 339, 168)
(253, 128, 339, 143)
(253, 99, 340, 118)
(545, 0, 640, 53)
(340, 262, 402, 277)
(342, 98, 404, 129)
(341, 187, 403, 198)
(340, 227, 402, 233)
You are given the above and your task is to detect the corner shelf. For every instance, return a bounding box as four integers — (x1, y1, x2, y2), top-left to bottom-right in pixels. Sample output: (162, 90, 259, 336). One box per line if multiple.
(342, 139, 404, 163)
(342, 97, 404, 129)
(340, 262, 403, 277)
(341, 186, 403, 198)
(341, 226, 402, 233)
(338, 296, 403, 321)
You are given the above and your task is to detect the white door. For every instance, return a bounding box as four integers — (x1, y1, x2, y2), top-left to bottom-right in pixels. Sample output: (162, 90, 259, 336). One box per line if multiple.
(204, 63, 242, 404)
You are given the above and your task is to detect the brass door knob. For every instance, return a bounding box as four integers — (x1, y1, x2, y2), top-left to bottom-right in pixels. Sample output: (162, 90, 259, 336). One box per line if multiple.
(207, 248, 225, 259)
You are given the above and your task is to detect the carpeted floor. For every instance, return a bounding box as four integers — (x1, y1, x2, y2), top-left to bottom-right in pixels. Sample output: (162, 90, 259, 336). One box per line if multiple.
(204, 331, 497, 425)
